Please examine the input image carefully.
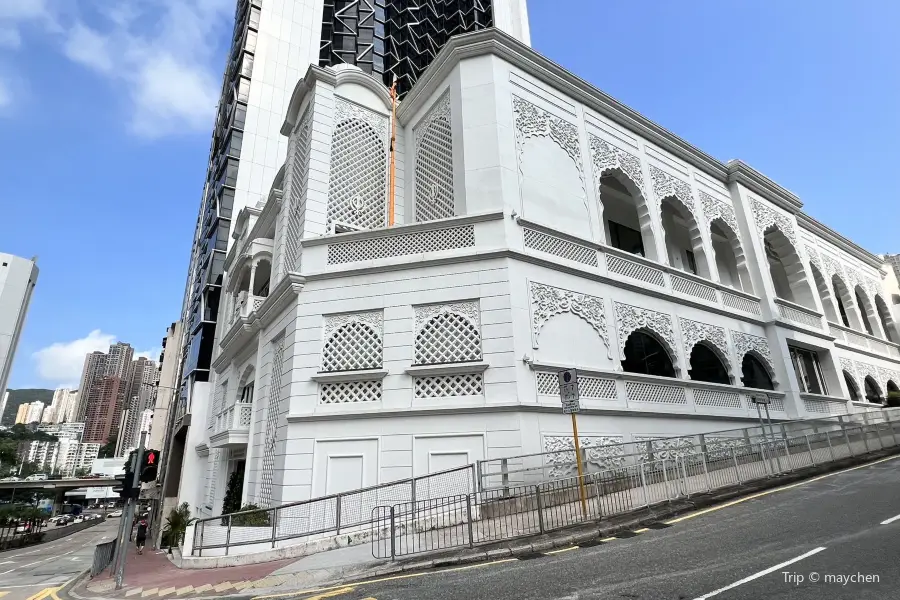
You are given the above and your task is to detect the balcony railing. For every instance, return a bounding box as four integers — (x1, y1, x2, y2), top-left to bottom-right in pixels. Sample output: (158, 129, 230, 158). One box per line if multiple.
(228, 293, 266, 328)
(828, 321, 900, 359)
(210, 403, 252, 449)
(774, 298, 824, 331)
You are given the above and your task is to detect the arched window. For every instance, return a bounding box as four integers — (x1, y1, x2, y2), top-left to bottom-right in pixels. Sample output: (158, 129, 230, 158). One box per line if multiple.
(415, 312, 482, 364)
(763, 227, 815, 308)
(710, 220, 751, 292)
(253, 259, 272, 297)
(864, 376, 883, 404)
(843, 371, 861, 402)
(831, 275, 858, 329)
(599, 174, 657, 261)
(622, 331, 675, 378)
(875, 295, 898, 343)
(854, 287, 874, 335)
(809, 264, 838, 323)
(741, 354, 774, 390)
(688, 343, 730, 384)
(661, 197, 710, 278)
(327, 116, 387, 231)
(321, 322, 383, 372)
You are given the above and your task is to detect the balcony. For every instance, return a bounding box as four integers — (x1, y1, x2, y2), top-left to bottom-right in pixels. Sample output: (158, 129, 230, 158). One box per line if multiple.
(227, 293, 266, 329)
(209, 403, 252, 449)
(828, 321, 900, 359)
(774, 298, 824, 332)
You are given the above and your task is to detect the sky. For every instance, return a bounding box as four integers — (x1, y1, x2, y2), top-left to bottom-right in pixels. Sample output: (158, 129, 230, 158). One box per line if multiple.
(2, 0, 898, 390)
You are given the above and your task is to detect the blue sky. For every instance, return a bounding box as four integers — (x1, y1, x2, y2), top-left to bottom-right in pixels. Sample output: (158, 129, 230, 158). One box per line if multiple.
(2, 0, 898, 389)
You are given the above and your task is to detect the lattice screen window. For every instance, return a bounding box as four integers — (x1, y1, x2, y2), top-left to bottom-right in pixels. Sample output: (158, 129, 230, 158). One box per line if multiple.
(327, 117, 387, 232)
(321, 321, 383, 372)
(257, 337, 285, 507)
(322, 380, 383, 403)
(414, 374, 483, 398)
(284, 106, 312, 274)
(414, 305, 482, 365)
(415, 93, 454, 222)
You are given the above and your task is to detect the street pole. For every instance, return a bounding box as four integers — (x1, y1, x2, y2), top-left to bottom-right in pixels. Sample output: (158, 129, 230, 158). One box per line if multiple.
(151, 382, 179, 551)
(114, 431, 145, 590)
(570, 413, 588, 517)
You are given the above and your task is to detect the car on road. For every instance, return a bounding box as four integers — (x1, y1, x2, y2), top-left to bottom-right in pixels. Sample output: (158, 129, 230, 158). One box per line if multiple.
(72, 515, 85, 524)
(0, 477, 19, 482)
(24, 474, 48, 481)
(107, 510, 123, 518)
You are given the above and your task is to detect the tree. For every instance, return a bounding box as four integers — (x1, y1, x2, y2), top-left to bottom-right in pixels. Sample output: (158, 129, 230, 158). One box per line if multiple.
(220, 471, 243, 523)
(74, 467, 91, 478)
(98, 437, 117, 459)
(161, 502, 195, 548)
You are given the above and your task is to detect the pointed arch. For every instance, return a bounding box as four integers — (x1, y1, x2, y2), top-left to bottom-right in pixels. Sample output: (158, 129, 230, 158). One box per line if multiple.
(688, 342, 731, 384)
(740, 352, 776, 391)
(622, 329, 677, 378)
(875, 294, 899, 343)
(831, 274, 861, 329)
(809, 263, 838, 323)
(598, 168, 658, 261)
(854, 285, 878, 337)
(660, 194, 711, 278)
(843, 370, 861, 402)
(864, 376, 883, 404)
(252, 258, 272, 297)
(763, 226, 815, 308)
(709, 217, 752, 292)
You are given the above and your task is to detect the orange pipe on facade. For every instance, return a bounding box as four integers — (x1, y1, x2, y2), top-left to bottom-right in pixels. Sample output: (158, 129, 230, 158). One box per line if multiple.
(388, 76, 398, 226)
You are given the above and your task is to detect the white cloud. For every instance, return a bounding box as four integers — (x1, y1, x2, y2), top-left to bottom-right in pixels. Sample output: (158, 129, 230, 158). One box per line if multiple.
(134, 346, 163, 362)
(59, 0, 232, 138)
(32, 329, 116, 387)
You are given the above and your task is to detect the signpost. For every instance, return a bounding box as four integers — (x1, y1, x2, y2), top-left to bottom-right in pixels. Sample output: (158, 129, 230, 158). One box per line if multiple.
(558, 369, 588, 516)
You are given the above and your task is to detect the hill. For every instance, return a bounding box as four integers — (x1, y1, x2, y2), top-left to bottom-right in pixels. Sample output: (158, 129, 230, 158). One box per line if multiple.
(2, 389, 54, 426)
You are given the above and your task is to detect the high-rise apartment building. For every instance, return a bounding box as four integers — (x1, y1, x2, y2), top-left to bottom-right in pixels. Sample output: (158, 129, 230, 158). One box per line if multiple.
(0, 254, 39, 396)
(24, 401, 44, 424)
(13, 403, 28, 425)
(167, 0, 531, 516)
(79, 343, 135, 444)
(117, 357, 157, 453)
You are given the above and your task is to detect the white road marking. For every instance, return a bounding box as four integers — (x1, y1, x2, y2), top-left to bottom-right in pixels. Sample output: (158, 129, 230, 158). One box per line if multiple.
(0, 582, 66, 589)
(0, 562, 15, 565)
(692, 547, 827, 600)
(880, 513, 900, 525)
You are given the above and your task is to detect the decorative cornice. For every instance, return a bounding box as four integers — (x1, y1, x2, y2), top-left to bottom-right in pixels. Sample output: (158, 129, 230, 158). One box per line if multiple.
(796, 212, 883, 269)
(282, 64, 391, 135)
(726, 160, 802, 214)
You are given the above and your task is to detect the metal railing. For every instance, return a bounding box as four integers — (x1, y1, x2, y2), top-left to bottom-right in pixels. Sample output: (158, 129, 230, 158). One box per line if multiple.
(476, 411, 897, 492)
(91, 540, 116, 577)
(191, 463, 475, 556)
(372, 411, 900, 559)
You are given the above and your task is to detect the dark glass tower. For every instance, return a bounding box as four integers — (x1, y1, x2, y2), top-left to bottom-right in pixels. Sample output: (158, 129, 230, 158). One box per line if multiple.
(319, 0, 494, 96)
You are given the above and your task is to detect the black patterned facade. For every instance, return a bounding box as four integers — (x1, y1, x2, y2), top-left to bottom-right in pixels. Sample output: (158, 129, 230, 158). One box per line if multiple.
(319, 0, 493, 96)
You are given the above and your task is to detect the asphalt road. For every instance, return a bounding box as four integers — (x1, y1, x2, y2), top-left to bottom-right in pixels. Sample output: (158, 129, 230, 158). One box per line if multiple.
(0, 517, 120, 600)
(291, 455, 900, 600)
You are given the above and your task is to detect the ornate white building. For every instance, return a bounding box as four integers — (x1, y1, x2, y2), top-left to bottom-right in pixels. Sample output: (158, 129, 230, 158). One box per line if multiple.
(183, 29, 900, 516)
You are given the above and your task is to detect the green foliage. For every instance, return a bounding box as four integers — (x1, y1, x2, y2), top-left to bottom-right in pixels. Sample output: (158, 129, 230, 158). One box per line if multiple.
(220, 471, 243, 524)
(98, 437, 117, 459)
(231, 504, 270, 527)
(887, 390, 900, 408)
(74, 467, 91, 478)
(162, 502, 195, 548)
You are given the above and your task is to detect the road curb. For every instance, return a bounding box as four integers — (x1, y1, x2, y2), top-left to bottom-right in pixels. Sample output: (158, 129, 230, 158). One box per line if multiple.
(75, 447, 900, 600)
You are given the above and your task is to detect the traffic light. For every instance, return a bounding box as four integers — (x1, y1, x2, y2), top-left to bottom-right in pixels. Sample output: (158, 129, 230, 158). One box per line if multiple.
(140, 449, 159, 483)
(114, 451, 139, 499)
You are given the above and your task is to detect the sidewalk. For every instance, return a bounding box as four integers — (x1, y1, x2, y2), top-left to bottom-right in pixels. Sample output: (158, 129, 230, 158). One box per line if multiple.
(66, 441, 898, 600)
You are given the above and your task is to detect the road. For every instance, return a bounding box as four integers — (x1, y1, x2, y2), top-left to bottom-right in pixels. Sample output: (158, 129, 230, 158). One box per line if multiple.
(0, 517, 119, 600)
(285, 454, 900, 600)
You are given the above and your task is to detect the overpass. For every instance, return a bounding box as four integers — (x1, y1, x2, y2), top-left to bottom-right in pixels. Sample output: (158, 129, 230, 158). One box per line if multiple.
(0, 478, 119, 491)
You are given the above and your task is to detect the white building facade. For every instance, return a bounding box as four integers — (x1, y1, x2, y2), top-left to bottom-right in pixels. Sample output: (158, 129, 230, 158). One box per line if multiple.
(0, 254, 38, 397)
(182, 30, 900, 517)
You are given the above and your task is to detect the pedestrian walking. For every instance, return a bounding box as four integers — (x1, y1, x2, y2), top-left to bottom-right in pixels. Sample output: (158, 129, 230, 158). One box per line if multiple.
(135, 519, 148, 555)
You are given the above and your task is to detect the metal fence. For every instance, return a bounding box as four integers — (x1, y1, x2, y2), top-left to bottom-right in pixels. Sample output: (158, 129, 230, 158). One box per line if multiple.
(91, 540, 116, 577)
(191, 463, 475, 556)
(371, 410, 900, 559)
(476, 410, 898, 492)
